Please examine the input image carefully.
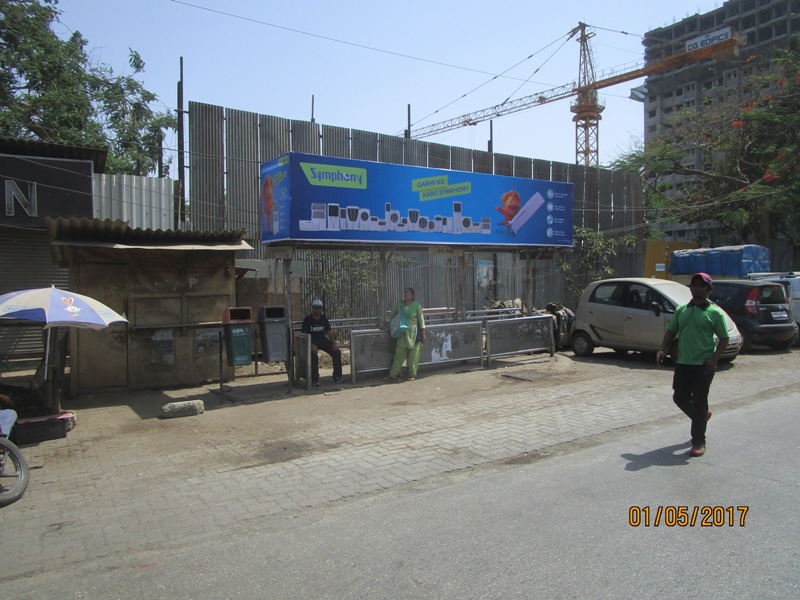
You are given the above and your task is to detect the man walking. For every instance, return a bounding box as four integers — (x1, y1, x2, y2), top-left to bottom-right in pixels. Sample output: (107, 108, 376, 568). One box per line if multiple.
(657, 273, 729, 457)
(301, 299, 343, 386)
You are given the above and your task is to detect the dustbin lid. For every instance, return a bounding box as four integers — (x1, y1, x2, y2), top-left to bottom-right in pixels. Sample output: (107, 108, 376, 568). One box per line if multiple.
(258, 306, 285, 319)
(224, 307, 253, 323)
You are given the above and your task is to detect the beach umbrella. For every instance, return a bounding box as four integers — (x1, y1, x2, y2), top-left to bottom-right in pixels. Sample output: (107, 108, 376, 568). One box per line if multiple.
(0, 286, 127, 329)
(0, 286, 127, 412)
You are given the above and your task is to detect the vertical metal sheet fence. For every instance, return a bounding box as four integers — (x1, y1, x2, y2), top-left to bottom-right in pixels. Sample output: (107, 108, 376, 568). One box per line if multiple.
(188, 102, 645, 316)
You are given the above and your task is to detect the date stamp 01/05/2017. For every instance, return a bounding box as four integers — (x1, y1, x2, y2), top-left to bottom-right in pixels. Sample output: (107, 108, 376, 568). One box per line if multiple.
(629, 505, 749, 527)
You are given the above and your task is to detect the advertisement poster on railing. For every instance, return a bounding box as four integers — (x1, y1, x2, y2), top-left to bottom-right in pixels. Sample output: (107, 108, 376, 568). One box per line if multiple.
(261, 152, 573, 247)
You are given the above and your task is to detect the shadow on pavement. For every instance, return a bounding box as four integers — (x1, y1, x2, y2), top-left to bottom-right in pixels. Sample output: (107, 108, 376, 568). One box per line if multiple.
(621, 441, 693, 471)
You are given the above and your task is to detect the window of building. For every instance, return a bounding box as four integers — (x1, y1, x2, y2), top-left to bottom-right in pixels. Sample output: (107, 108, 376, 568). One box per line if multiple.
(675, 87, 683, 96)
(703, 80, 712, 90)
(742, 14, 756, 29)
(757, 25, 773, 43)
(648, 109, 657, 118)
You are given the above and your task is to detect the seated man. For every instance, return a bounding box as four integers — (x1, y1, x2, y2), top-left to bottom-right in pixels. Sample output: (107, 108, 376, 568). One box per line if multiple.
(301, 299, 343, 386)
(0, 392, 17, 439)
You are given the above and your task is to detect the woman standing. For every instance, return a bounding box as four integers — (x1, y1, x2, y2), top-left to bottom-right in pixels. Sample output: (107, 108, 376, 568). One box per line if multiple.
(385, 287, 426, 381)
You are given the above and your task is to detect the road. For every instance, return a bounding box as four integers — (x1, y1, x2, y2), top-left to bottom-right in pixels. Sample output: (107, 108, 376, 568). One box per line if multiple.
(1, 348, 798, 598)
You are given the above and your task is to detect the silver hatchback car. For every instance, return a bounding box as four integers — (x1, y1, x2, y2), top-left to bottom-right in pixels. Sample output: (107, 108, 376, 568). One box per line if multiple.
(570, 278, 742, 362)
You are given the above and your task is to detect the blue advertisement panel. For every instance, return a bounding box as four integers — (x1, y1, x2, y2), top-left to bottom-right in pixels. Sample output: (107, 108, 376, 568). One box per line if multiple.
(261, 152, 573, 247)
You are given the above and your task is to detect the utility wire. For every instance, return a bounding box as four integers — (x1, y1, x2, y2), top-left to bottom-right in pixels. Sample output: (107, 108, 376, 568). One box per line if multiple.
(171, 0, 539, 84)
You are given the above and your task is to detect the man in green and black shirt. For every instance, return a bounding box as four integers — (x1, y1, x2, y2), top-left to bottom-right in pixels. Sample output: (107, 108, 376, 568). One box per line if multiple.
(657, 273, 729, 457)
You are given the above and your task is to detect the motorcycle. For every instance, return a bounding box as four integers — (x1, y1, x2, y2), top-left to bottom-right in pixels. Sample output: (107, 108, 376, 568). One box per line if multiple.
(0, 436, 29, 507)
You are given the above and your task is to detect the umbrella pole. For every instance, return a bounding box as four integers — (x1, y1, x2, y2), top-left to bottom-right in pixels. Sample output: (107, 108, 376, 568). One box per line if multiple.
(43, 328, 59, 414)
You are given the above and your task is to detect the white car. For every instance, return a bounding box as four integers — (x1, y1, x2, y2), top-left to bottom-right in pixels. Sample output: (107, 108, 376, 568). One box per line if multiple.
(570, 278, 742, 361)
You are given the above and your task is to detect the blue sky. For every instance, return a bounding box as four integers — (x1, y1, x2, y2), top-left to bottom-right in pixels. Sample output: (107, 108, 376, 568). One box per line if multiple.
(54, 0, 724, 176)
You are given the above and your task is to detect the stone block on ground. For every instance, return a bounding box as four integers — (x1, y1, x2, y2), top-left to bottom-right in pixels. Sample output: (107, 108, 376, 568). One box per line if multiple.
(161, 400, 205, 419)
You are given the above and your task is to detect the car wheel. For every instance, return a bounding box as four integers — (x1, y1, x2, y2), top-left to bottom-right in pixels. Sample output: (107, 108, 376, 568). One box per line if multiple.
(572, 332, 595, 357)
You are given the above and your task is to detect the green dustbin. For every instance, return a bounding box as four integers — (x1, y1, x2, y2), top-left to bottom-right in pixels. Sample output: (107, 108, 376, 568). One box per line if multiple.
(223, 307, 254, 366)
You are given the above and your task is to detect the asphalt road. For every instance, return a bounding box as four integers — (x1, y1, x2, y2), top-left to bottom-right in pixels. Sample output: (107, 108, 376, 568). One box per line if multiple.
(1, 348, 798, 598)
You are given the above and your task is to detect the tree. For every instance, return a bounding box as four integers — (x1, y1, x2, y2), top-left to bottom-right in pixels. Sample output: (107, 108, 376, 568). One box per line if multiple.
(561, 227, 636, 303)
(630, 36, 800, 253)
(0, 0, 176, 175)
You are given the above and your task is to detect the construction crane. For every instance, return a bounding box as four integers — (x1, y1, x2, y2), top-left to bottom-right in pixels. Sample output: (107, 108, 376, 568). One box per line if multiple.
(410, 22, 745, 168)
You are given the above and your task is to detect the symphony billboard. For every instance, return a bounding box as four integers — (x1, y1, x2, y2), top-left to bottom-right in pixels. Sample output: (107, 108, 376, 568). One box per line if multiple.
(261, 152, 573, 248)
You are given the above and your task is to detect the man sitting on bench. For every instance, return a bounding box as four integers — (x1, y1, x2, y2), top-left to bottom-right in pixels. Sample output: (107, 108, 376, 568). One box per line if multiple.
(301, 299, 343, 386)
(0, 393, 16, 439)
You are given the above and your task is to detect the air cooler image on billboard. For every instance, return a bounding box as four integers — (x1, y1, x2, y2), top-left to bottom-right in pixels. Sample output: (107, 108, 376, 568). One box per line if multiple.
(509, 192, 545, 235)
(260, 152, 573, 247)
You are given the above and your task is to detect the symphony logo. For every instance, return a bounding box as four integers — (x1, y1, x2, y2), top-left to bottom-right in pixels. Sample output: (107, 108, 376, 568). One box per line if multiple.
(300, 162, 367, 189)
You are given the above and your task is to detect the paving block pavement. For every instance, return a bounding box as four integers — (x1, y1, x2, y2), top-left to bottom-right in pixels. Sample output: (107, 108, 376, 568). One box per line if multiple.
(1, 351, 797, 581)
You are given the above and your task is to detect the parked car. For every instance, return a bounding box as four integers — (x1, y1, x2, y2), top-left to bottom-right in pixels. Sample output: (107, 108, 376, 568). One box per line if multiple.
(746, 272, 800, 346)
(708, 279, 798, 352)
(570, 278, 741, 361)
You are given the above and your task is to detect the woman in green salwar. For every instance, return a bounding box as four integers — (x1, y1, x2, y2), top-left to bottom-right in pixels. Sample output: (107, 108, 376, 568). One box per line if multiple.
(385, 287, 426, 381)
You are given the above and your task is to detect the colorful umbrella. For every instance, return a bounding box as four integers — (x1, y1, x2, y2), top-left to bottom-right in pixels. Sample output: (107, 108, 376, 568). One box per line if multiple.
(0, 286, 127, 330)
(0, 286, 128, 412)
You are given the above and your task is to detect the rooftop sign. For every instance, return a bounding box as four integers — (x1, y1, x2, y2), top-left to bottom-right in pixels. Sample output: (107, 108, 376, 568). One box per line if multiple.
(685, 27, 733, 52)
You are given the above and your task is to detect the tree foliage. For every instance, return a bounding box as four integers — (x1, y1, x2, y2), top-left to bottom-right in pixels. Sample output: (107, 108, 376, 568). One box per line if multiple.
(632, 36, 800, 248)
(561, 227, 636, 302)
(0, 0, 175, 175)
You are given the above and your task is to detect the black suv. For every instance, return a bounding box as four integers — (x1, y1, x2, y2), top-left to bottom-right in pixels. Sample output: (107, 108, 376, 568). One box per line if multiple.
(709, 280, 798, 352)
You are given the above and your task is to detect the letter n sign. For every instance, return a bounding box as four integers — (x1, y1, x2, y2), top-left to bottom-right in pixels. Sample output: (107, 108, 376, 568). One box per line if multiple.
(5, 180, 38, 217)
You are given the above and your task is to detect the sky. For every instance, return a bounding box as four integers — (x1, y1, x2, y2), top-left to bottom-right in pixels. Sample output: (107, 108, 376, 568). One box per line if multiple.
(53, 0, 726, 177)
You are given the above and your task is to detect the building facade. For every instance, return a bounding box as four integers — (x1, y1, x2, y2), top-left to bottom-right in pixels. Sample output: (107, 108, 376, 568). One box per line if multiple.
(643, 0, 800, 248)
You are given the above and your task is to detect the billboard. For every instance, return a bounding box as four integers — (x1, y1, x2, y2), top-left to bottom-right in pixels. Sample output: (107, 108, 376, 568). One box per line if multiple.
(261, 152, 573, 248)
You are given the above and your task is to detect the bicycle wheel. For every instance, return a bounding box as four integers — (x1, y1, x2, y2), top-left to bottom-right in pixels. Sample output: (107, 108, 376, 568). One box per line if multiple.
(0, 437, 29, 507)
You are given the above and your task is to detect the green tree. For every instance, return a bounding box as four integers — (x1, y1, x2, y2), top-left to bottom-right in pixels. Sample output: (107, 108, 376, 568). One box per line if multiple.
(561, 227, 636, 303)
(0, 0, 175, 175)
(630, 37, 800, 253)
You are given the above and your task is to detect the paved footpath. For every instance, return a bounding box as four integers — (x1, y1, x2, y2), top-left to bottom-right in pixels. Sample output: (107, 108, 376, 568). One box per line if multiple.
(2, 350, 798, 581)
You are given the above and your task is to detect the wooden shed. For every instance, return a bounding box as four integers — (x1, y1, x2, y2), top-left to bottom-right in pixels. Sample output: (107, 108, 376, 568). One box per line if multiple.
(46, 217, 253, 393)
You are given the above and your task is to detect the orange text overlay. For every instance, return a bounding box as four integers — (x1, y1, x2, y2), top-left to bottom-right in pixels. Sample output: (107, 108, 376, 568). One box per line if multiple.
(629, 505, 749, 527)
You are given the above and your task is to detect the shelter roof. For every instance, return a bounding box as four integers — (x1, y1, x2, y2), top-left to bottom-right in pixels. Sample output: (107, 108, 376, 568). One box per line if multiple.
(0, 136, 108, 173)
(46, 217, 252, 265)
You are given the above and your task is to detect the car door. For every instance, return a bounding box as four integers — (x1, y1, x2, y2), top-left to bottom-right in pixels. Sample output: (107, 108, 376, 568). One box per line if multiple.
(585, 281, 628, 345)
(621, 282, 670, 350)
